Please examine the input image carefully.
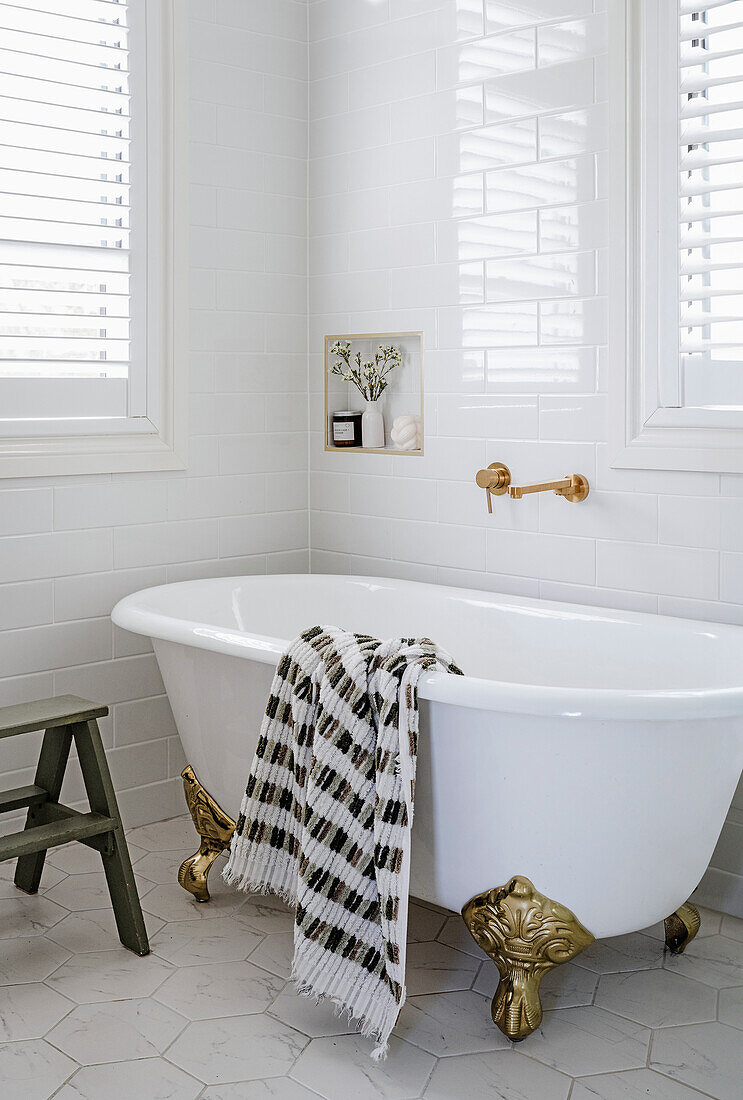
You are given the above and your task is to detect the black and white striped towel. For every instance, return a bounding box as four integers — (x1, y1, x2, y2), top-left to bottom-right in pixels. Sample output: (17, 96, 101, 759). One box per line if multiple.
(223, 625, 462, 1059)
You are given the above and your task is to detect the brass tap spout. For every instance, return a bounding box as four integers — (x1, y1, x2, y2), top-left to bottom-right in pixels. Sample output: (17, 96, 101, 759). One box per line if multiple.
(508, 474, 589, 503)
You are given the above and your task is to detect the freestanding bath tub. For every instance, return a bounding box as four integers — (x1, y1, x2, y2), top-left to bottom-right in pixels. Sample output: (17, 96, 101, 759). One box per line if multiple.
(113, 574, 743, 1039)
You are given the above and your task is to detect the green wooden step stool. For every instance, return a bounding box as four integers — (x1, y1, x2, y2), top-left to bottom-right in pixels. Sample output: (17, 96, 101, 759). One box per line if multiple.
(0, 695, 149, 956)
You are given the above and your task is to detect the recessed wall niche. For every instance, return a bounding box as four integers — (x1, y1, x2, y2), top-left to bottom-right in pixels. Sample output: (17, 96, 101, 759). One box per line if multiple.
(324, 332, 423, 455)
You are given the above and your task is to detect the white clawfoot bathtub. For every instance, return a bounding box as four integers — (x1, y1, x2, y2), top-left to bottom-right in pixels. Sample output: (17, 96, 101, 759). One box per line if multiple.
(113, 574, 743, 940)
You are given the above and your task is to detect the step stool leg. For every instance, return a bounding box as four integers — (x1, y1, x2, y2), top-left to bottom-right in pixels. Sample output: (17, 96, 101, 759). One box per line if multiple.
(73, 719, 149, 956)
(14, 726, 73, 894)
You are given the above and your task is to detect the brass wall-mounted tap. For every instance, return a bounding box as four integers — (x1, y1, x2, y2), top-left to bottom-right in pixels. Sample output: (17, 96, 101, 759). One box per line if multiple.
(475, 464, 589, 511)
(508, 474, 589, 503)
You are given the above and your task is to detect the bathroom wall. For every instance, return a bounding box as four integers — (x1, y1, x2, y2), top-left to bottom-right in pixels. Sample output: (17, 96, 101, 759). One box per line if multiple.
(0, 0, 309, 832)
(306, 0, 743, 914)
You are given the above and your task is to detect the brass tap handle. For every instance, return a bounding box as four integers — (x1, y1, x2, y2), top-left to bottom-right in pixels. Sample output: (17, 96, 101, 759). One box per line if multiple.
(475, 463, 511, 513)
(509, 474, 589, 503)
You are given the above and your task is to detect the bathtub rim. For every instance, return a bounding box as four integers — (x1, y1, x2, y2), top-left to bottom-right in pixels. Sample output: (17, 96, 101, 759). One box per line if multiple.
(112, 574, 743, 722)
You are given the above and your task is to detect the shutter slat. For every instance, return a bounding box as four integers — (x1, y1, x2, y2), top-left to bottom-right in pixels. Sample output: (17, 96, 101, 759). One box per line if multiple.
(0, 0, 130, 386)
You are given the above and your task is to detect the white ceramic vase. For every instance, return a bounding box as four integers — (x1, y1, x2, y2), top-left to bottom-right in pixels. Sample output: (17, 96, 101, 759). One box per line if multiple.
(361, 399, 385, 448)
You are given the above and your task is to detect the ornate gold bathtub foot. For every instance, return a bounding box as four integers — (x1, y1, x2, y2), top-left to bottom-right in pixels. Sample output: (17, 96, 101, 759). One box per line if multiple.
(462, 876, 595, 1042)
(178, 765, 235, 902)
(664, 901, 701, 955)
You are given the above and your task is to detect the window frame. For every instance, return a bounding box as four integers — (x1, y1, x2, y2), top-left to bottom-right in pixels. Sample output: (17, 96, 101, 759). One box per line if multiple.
(0, 0, 187, 478)
(609, 0, 743, 473)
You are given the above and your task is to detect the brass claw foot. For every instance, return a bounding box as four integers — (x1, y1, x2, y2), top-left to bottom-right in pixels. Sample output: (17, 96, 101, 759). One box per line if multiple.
(664, 901, 701, 955)
(178, 765, 235, 902)
(462, 875, 594, 1042)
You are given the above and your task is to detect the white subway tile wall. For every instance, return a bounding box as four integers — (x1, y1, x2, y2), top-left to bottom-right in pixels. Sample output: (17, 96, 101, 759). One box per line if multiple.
(0, 0, 309, 834)
(306, 0, 743, 913)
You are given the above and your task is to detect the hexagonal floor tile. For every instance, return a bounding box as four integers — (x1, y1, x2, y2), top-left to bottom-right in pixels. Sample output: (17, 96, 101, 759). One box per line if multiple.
(202, 1081, 323, 1100)
(651, 1021, 743, 1100)
(154, 959, 283, 1019)
(0, 1038, 76, 1100)
(0, 894, 68, 938)
(395, 989, 509, 1056)
(48, 841, 144, 875)
(45, 870, 154, 911)
(474, 958, 597, 1010)
(133, 846, 211, 885)
(407, 902, 447, 943)
(45, 947, 173, 1003)
(571, 1067, 707, 1099)
(126, 815, 197, 852)
(523, 1006, 650, 1077)
(424, 1049, 570, 1100)
(721, 913, 743, 942)
(664, 932, 743, 987)
(639, 905, 721, 944)
(55, 1057, 202, 1100)
(46, 997, 186, 1064)
(0, 982, 72, 1040)
(595, 968, 717, 1027)
(249, 931, 295, 979)
(47, 908, 164, 954)
(0, 935, 70, 984)
(291, 1034, 434, 1100)
(239, 893, 295, 934)
(405, 941, 480, 995)
(576, 932, 664, 974)
(435, 913, 485, 958)
(142, 880, 247, 923)
(0, 859, 66, 897)
(268, 987, 358, 1039)
(150, 913, 263, 966)
(168, 1015, 306, 1085)
(719, 985, 743, 1030)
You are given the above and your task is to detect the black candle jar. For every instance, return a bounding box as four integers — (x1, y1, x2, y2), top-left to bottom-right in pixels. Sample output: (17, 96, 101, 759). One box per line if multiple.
(330, 410, 362, 447)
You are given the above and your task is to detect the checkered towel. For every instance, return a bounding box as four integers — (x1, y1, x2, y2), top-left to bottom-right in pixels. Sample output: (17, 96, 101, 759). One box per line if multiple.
(223, 625, 461, 1059)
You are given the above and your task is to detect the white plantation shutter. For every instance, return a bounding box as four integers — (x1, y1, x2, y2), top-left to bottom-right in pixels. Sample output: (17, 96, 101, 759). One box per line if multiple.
(0, 0, 149, 429)
(678, 1, 743, 407)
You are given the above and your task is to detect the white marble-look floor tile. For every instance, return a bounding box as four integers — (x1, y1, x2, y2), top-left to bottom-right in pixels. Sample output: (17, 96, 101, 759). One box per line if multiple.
(47, 841, 146, 875)
(576, 932, 664, 974)
(395, 988, 510, 1056)
(474, 958, 598, 1009)
(202, 1080, 324, 1100)
(150, 913, 263, 966)
(571, 1067, 709, 1099)
(718, 984, 743, 1030)
(268, 987, 358, 1038)
(0, 981, 72, 1040)
(650, 1021, 743, 1100)
(640, 905, 721, 944)
(46, 907, 164, 954)
(435, 912, 485, 958)
(0, 860, 66, 897)
(55, 1057, 202, 1100)
(595, 968, 717, 1027)
(405, 940, 480, 995)
(0, 935, 70, 984)
(238, 892, 296, 934)
(663, 932, 743, 988)
(407, 901, 447, 943)
(168, 1014, 307, 1085)
(45, 870, 154, 911)
(126, 815, 197, 852)
(45, 997, 187, 1064)
(291, 1034, 435, 1100)
(154, 958, 284, 1019)
(423, 1049, 571, 1100)
(45, 946, 173, 1003)
(0, 1037, 76, 1100)
(133, 847, 211, 885)
(248, 930, 295, 979)
(720, 913, 743, 942)
(0, 894, 68, 938)
(142, 880, 248, 922)
(524, 1006, 650, 1077)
